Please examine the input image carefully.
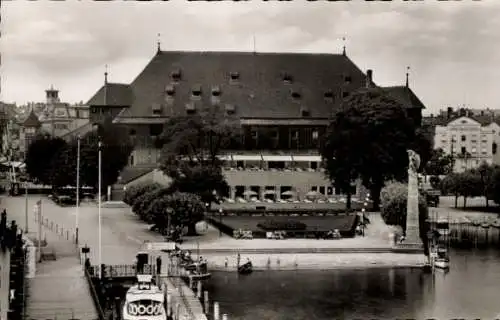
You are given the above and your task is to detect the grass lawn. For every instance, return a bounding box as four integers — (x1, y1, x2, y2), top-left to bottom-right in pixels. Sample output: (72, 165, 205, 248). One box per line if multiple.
(217, 215, 358, 233)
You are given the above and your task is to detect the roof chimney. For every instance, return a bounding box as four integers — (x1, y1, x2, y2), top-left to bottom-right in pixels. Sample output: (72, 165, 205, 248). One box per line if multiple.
(365, 69, 373, 88)
(447, 107, 453, 119)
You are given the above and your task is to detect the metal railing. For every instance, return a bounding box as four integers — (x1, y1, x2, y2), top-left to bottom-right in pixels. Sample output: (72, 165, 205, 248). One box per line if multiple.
(83, 266, 106, 320)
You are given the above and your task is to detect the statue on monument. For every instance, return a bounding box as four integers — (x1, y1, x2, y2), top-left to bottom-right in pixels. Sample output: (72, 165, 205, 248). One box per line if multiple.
(407, 149, 421, 174)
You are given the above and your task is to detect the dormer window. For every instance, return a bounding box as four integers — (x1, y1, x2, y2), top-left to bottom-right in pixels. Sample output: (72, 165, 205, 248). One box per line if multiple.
(312, 130, 319, 140)
(344, 75, 352, 83)
(225, 104, 235, 115)
(165, 84, 175, 96)
(185, 102, 196, 115)
(229, 71, 240, 82)
(171, 70, 181, 82)
(152, 104, 162, 116)
(211, 86, 221, 97)
(291, 90, 301, 100)
(191, 85, 202, 99)
(301, 107, 310, 117)
(324, 90, 334, 100)
(282, 72, 293, 84)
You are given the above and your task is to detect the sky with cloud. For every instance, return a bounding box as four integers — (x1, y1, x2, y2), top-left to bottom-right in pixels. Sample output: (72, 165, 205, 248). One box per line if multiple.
(1, 0, 498, 114)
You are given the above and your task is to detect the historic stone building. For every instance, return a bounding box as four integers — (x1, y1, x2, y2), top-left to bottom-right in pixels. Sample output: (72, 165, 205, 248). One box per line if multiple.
(85, 46, 425, 200)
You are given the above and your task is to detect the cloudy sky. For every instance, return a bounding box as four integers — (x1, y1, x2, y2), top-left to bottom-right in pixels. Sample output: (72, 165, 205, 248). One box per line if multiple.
(1, 0, 498, 114)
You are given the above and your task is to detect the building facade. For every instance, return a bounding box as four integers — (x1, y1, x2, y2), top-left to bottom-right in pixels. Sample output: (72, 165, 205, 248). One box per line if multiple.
(86, 49, 425, 200)
(434, 116, 500, 172)
(18, 110, 42, 158)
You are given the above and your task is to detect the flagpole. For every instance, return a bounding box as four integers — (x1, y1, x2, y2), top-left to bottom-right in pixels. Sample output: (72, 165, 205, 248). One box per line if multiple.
(76, 135, 80, 244)
(98, 140, 102, 279)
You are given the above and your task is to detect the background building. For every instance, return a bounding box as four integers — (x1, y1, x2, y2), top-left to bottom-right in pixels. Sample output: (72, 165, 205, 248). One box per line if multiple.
(85, 48, 425, 201)
(18, 110, 42, 159)
(434, 116, 500, 172)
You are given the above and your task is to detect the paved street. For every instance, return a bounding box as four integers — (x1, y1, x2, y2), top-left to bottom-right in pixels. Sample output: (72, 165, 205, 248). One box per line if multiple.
(0, 195, 165, 266)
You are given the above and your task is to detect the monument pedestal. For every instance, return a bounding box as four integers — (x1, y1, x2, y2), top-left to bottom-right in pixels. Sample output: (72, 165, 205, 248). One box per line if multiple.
(392, 149, 425, 254)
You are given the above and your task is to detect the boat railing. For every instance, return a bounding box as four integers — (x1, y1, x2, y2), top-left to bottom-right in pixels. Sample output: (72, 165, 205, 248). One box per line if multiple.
(89, 264, 154, 278)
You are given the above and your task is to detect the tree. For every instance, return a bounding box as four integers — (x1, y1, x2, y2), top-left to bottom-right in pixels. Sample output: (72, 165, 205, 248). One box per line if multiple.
(321, 125, 358, 209)
(160, 106, 241, 205)
(131, 185, 164, 221)
(321, 87, 427, 210)
(123, 182, 163, 205)
(51, 121, 133, 191)
(380, 181, 429, 254)
(160, 192, 205, 236)
(423, 148, 454, 177)
(490, 166, 500, 205)
(472, 163, 498, 207)
(440, 171, 482, 208)
(440, 173, 460, 207)
(25, 134, 68, 185)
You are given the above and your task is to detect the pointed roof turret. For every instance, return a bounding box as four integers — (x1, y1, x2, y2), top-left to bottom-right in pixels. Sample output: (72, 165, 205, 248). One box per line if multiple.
(157, 33, 161, 54)
(23, 109, 41, 128)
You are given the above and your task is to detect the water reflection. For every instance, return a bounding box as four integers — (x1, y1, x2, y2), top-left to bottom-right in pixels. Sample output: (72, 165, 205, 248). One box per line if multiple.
(206, 249, 500, 320)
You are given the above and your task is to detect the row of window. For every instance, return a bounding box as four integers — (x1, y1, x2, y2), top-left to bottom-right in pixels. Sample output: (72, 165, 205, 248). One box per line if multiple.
(163, 84, 347, 102)
(169, 69, 353, 85)
(134, 125, 322, 141)
(451, 143, 498, 155)
(225, 160, 322, 171)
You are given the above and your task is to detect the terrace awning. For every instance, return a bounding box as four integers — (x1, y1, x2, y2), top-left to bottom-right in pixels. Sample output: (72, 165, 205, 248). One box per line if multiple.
(291, 155, 321, 162)
(261, 155, 293, 162)
(232, 155, 263, 161)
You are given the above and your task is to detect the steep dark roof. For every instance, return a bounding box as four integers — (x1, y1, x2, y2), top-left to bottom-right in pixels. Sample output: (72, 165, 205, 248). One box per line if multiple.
(114, 50, 368, 120)
(383, 86, 426, 110)
(86, 83, 133, 107)
(23, 110, 41, 127)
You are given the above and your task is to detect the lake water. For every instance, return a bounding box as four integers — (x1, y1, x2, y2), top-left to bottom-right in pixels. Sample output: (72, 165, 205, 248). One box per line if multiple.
(206, 249, 500, 320)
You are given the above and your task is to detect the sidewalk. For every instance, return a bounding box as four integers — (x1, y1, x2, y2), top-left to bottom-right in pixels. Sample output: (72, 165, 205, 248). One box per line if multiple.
(23, 229, 98, 319)
(0, 251, 10, 320)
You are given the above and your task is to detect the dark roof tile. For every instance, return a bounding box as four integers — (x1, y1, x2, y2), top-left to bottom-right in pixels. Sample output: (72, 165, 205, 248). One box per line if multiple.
(23, 110, 41, 127)
(383, 86, 426, 110)
(86, 83, 133, 107)
(115, 50, 369, 120)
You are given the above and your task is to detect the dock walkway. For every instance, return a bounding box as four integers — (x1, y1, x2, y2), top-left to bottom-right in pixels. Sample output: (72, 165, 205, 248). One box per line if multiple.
(23, 230, 98, 320)
(162, 276, 208, 320)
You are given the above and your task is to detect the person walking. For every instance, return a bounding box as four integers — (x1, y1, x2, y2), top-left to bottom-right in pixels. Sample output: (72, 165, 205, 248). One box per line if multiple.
(156, 256, 162, 275)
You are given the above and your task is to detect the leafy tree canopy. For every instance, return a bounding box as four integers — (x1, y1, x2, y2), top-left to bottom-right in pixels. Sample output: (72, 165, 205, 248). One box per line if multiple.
(423, 148, 455, 177)
(160, 106, 240, 202)
(25, 134, 68, 185)
(441, 164, 499, 208)
(51, 121, 133, 190)
(123, 182, 164, 205)
(321, 87, 430, 209)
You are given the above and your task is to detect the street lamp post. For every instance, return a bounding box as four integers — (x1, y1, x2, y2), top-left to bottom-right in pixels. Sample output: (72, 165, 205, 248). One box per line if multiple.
(98, 140, 102, 279)
(166, 207, 173, 240)
(24, 180, 29, 233)
(75, 135, 81, 244)
(361, 192, 370, 237)
(219, 208, 223, 237)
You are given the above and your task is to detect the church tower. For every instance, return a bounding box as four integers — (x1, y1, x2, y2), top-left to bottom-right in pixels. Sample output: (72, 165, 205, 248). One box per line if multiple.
(45, 86, 60, 104)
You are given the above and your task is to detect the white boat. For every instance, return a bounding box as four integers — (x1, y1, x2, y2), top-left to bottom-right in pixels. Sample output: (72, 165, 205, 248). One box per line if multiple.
(122, 274, 167, 320)
(433, 247, 450, 270)
(434, 257, 450, 269)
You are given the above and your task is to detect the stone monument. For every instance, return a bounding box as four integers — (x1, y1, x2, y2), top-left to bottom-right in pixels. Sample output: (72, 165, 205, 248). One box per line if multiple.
(394, 149, 424, 251)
